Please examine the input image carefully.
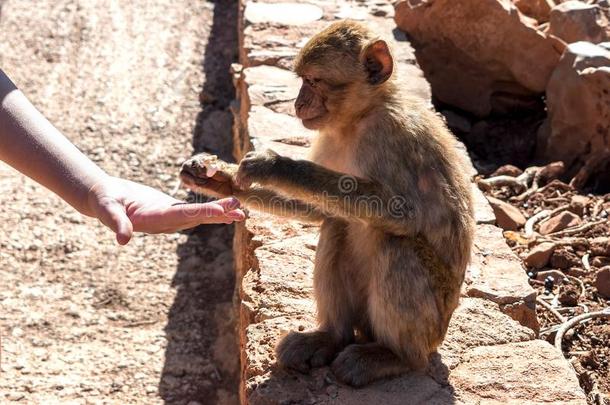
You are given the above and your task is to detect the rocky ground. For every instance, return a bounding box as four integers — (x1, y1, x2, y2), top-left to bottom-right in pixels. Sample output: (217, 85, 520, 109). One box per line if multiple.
(0, 1, 240, 404)
(478, 164, 610, 404)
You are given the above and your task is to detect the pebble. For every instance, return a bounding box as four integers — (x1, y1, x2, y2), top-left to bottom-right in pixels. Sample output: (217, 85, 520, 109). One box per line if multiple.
(539, 211, 581, 235)
(595, 266, 610, 298)
(524, 242, 555, 269)
(6, 393, 25, 401)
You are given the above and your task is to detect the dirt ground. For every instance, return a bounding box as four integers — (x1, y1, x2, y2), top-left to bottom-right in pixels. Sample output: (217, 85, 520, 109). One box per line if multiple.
(0, 1, 240, 403)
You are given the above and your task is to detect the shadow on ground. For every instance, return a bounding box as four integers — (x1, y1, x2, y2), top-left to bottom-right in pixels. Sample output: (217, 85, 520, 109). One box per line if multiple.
(160, 1, 239, 404)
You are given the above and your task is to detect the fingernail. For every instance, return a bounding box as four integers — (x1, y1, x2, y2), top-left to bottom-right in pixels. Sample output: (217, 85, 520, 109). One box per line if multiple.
(227, 197, 240, 209)
(227, 210, 246, 221)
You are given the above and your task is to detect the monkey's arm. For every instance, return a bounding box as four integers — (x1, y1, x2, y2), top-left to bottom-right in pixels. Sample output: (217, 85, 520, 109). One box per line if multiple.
(237, 150, 410, 234)
(237, 186, 326, 223)
(180, 153, 326, 224)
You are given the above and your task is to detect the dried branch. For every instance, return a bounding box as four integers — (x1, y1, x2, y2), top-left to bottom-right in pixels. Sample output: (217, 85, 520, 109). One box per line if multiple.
(547, 219, 607, 238)
(536, 296, 566, 323)
(554, 309, 610, 351)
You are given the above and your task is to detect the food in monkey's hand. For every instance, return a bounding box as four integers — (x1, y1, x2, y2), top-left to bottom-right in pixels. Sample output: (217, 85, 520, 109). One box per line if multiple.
(180, 153, 238, 199)
(201, 154, 220, 177)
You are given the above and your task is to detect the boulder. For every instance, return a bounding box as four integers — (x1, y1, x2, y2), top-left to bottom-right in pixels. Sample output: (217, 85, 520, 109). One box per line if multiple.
(394, 0, 563, 117)
(537, 42, 610, 179)
(595, 266, 610, 298)
(514, 0, 556, 22)
(549, 1, 609, 44)
(539, 211, 582, 234)
(487, 196, 527, 231)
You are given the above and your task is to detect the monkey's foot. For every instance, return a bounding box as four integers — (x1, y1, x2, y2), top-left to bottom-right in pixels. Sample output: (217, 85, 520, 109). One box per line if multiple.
(331, 343, 410, 387)
(275, 331, 341, 373)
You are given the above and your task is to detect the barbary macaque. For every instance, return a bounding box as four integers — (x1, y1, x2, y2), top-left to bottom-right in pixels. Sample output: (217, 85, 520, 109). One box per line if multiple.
(180, 20, 474, 387)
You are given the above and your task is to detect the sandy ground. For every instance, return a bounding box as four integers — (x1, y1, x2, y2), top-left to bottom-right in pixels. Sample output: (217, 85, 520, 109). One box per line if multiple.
(0, 0, 239, 403)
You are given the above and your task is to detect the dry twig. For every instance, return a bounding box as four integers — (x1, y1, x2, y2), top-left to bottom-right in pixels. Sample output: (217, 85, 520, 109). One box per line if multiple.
(554, 309, 610, 352)
(548, 219, 607, 238)
(536, 296, 566, 323)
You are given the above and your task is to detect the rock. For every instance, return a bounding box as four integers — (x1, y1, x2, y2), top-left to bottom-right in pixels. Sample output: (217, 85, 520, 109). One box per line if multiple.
(591, 256, 610, 267)
(244, 2, 323, 26)
(524, 242, 556, 268)
(491, 164, 524, 177)
(472, 185, 497, 224)
(558, 283, 580, 306)
(595, 266, 610, 298)
(550, 247, 581, 269)
(487, 197, 527, 231)
(539, 211, 582, 234)
(451, 340, 586, 403)
(549, 1, 609, 44)
(537, 42, 610, 177)
(466, 225, 538, 331)
(434, 297, 535, 376)
(591, 236, 610, 256)
(514, 0, 556, 22)
(535, 269, 567, 284)
(569, 194, 590, 216)
(394, 0, 562, 116)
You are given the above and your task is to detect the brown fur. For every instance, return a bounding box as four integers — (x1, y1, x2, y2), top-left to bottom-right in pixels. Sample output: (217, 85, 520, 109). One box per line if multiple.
(181, 20, 475, 387)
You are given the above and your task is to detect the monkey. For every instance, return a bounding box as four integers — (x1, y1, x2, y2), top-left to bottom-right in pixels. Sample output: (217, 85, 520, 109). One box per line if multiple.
(180, 20, 475, 387)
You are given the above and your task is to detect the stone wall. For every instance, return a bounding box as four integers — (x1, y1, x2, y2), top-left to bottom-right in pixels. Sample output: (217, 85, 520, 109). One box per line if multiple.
(230, 1, 586, 403)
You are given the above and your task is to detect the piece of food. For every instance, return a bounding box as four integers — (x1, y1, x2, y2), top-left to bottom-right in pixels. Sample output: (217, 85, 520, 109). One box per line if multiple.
(202, 154, 219, 177)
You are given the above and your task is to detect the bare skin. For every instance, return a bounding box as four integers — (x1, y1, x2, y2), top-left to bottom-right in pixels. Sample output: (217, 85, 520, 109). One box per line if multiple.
(0, 69, 244, 245)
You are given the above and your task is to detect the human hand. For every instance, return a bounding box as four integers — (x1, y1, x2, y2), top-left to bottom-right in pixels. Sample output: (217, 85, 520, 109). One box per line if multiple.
(87, 176, 245, 245)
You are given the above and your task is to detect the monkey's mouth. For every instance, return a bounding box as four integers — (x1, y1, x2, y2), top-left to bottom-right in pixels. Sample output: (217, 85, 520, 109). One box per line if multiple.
(301, 114, 326, 129)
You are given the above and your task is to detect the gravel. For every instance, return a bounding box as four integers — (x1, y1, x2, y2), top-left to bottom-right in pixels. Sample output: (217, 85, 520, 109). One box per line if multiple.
(0, 0, 239, 403)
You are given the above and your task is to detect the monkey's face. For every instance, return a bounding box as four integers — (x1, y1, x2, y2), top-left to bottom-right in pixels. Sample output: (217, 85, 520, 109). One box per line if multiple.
(294, 74, 330, 130)
(294, 22, 394, 131)
(294, 63, 375, 131)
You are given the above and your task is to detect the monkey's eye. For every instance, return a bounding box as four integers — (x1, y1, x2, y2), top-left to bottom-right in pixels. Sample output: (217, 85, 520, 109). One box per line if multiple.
(306, 78, 321, 88)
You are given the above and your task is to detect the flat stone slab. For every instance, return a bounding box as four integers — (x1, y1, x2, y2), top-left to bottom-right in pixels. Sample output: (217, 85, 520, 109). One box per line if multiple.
(466, 224, 538, 330)
(451, 340, 586, 404)
(244, 2, 323, 26)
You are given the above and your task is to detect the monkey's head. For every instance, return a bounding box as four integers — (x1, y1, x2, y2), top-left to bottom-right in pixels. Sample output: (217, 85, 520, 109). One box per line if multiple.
(293, 21, 394, 130)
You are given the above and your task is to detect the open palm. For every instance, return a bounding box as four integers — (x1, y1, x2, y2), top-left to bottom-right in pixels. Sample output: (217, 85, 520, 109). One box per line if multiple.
(87, 176, 245, 245)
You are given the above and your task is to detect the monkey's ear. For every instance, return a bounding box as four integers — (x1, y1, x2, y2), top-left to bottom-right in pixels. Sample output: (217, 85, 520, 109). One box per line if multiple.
(362, 40, 393, 85)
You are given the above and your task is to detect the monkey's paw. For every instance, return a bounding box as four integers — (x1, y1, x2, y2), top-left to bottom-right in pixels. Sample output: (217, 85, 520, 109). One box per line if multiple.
(275, 331, 339, 373)
(236, 149, 280, 189)
(180, 153, 236, 198)
(331, 345, 377, 387)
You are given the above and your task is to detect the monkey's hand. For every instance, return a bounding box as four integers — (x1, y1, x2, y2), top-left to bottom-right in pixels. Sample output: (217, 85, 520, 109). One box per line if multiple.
(236, 149, 281, 189)
(180, 153, 238, 198)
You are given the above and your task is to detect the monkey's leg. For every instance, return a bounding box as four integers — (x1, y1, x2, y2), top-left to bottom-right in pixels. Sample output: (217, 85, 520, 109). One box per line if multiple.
(332, 237, 441, 386)
(276, 220, 356, 372)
